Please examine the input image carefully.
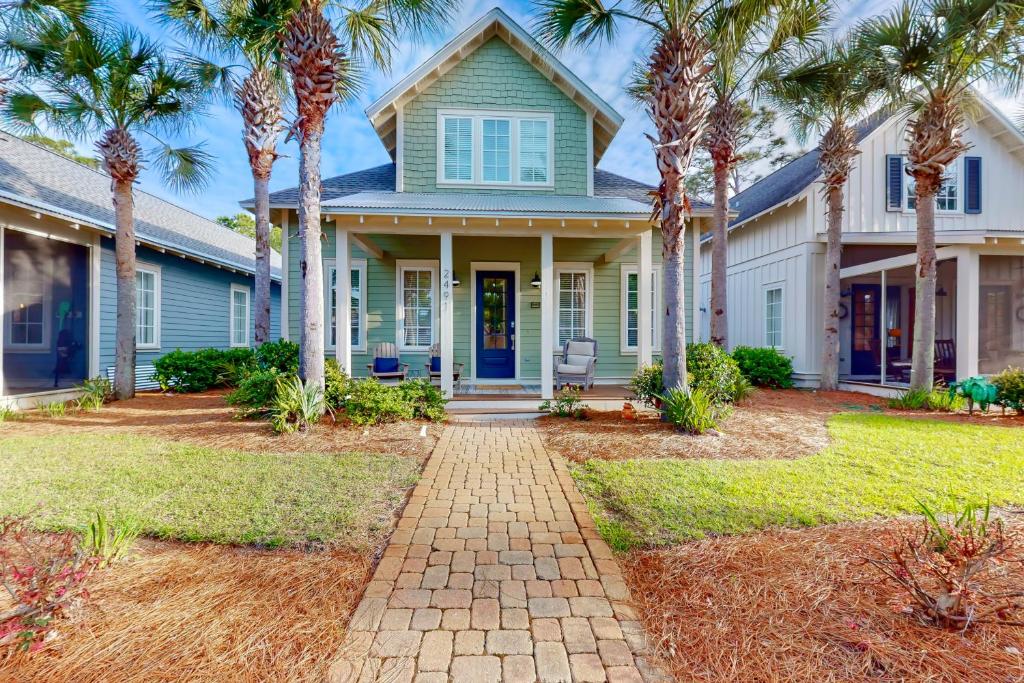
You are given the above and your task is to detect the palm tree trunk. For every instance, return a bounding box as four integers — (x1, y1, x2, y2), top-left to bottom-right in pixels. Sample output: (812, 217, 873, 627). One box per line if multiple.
(297, 127, 325, 388)
(820, 184, 844, 391)
(662, 215, 689, 392)
(910, 189, 937, 391)
(710, 159, 729, 348)
(112, 177, 136, 400)
(252, 172, 272, 345)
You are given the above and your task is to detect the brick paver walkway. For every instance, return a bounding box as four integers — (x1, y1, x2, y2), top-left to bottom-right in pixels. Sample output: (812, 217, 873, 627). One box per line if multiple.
(329, 421, 661, 683)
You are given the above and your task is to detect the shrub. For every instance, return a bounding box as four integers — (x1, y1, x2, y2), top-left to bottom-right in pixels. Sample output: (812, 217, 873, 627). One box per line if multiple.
(660, 387, 727, 435)
(1, 515, 96, 650)
(270, 376, 327, 434)
(342, 379, 414, 426)
(731, 346, 794, 389)
(629, 362, 664, 408)
(398, 379, 448, 422)
(75, 376, 111, 411)
(216, 347, 259, 387)
(992, 367, 1024, 411)
(0, 406, 21, 422)
(154, 349, 225, 392)
(324, 359, 351, 411)
(42, 401, 67, 418)
(80, 511, 140, 568)
(226, 369, 288, 416)
(888, 388, 965, 412)
(865, 499, 1023, 629)
(540, 387, 586, 418)
(686, 342, 743, 405)
(255, 339, 299, 374)
(730, 374, 755, 403)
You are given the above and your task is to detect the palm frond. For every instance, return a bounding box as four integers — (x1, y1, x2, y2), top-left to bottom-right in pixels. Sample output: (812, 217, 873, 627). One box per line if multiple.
(533, 0, 619, 50)
(375, 0, 456, 37)
(342, 3, 394, 68)
(150, 140, 215, 193)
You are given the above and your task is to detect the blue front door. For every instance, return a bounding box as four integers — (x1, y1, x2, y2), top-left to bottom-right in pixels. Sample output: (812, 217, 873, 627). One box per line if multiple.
(476, 271, 515, 379)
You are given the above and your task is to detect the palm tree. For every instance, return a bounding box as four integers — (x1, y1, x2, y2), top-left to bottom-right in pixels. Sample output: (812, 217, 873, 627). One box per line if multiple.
(2, 24, 214, 399)
(281, 0, 454, 388)
(860, 0, 1024, 391)
(767, 40, 882, 391)
(703, 0, 828, 349)
(155, 0, 294, 347)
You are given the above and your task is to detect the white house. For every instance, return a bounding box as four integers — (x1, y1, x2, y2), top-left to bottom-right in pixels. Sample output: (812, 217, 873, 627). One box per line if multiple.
(700, 97, 1024, 393)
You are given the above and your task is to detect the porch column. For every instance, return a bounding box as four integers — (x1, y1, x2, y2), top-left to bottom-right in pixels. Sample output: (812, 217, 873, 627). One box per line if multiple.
(335, 220, 352, 375)
(440, 231, 455, 398)
(540, 232, 554, 400)
(637, 228, 653, 368)
(956, 249, 979, 379)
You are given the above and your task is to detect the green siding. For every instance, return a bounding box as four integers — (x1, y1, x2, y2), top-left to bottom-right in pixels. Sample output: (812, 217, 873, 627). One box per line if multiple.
(402, 37, 589, 195)
(285, 221, 695, 382)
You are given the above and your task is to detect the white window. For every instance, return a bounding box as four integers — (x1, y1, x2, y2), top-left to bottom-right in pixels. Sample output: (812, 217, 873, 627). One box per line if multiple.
(622, 266, 660, 352)
(437, 110, 554, 188)
(764, 286, 783, 349)
(136, 265, 160, 349)
(554, 265, 593, 348)
(518, 118, 550, 184)
(442, 116, 473, 182)
(326, 260, 367, 352)
(482, 118, 511, 182)
(230, 284, 250, 348)
(397, 261, 437, 351)
(905, 158, 959, 212)
(5, 251, 49, 350)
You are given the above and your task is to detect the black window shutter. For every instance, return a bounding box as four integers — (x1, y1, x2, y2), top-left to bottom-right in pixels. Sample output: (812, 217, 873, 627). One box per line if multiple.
(964, 156, 982, 214)
(885, 155, 903, 212)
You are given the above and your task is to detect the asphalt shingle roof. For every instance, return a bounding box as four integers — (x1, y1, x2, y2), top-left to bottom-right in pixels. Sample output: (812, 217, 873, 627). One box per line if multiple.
(0, 131, 280, 278)
(264, 164, 711, 213)
(729, 111, 891, 227)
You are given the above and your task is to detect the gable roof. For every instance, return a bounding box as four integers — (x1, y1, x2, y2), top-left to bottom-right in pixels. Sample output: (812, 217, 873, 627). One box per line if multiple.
(0, 131, 280, 279)
(365, 7, 624, 164)
(260, 162, 713, 214)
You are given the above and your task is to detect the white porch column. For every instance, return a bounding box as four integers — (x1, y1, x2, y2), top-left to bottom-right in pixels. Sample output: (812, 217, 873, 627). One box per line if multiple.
(440, 231, 455, 398)
(637, 228, 653, 368)
(956, 249, 979, 379)
(335, 220, 351, 375)
(89, 234, 102, 379)
(280, 210, 289, 341)
(540, 232, 554, 400)
(880, 270, 887, 384)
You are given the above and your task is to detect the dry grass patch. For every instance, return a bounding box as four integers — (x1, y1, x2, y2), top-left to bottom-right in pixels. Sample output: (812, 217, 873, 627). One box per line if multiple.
(0, 539, 370, 682)
(623, 519, 1024, 683)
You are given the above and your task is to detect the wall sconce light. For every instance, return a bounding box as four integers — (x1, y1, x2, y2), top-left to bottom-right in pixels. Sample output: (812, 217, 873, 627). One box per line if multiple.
(452, 273, 461, 287)
(530, 272, 541, 288)
(937, 286, 948, 297)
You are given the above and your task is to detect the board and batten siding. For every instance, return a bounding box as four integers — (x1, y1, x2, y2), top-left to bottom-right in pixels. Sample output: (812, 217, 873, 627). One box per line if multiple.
(99, 242, 280, 370)
(400, 36, 590, 196)
(285, 222, 693, 382)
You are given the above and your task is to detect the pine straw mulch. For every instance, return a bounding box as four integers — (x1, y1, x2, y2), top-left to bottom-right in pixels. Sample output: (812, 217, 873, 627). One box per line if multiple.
(6, 390, 441, 461)
(537, 389, 888, 462)
(622, 518, 1024, 683)
(0, 538, 371, 683)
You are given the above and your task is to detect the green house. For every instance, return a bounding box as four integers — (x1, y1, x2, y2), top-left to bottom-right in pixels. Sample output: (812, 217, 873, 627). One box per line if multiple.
(256, 8, 710, 400)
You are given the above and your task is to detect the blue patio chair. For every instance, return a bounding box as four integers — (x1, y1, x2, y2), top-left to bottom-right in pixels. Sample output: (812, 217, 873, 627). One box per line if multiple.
(367, 342, 408, 383)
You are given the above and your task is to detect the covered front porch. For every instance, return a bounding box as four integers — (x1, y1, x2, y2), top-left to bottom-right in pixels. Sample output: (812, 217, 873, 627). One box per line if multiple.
(837, 241, 1024, 389)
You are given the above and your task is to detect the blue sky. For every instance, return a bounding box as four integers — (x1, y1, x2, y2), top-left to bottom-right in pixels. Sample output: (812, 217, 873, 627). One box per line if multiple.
(72, 0, 1020, 220)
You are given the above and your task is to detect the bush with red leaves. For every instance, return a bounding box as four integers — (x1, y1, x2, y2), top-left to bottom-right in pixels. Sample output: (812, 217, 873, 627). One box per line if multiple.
(1, 515, 97, 651)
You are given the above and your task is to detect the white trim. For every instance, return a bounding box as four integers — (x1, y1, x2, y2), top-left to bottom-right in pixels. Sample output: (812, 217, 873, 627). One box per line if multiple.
(324, 258, 368, 354)
(540, 233, 554, 400)
(440, 232, 454, 397)
(763, 281, 785, 350)
(280, 209, 289, 340)
(395, 106, 405, 193)
(956, 248, 980, 379)
(691, 220, 702, 350)
(436, 109, 555, 189)
(469, 261, 522, 382)
(395, 259, 440, 352)
(229, 283, 251, 348)
(135, 261, 161, 350)
(3, 242, 52, 353)
(903, 156, 963, 215)
(586, 112, 594, 197)
(620, 263, 661, 354)
(553, 262, 595, 351)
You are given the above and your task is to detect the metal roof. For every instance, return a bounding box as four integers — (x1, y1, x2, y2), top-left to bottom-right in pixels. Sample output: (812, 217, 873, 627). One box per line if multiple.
(323, 191, 653, 217)
(0, 131, 281, 279)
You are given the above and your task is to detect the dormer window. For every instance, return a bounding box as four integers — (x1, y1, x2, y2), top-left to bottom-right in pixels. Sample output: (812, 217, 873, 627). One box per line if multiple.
(438, 109, 553, 188)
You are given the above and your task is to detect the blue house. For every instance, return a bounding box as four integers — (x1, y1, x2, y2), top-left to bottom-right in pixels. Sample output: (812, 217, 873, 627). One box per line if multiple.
(0, 131, 281, 408)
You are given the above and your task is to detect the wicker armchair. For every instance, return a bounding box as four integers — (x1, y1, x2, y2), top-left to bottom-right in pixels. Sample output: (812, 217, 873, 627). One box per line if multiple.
(424, 343, 464, 390)
(556, 337, 598, 391)
(367, 342, 409, 383)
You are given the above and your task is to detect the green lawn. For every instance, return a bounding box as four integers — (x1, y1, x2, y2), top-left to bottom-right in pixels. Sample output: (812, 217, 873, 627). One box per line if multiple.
(573, 414, 1024, 550)
(0, 433, 419, 548)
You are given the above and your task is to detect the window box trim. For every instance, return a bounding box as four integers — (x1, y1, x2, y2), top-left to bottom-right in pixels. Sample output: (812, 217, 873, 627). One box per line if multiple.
(229, 283, 251, 348)
(552, 262, 594, 352)
(396, 259, 439, 353)
(436, 109, 555, 190)
(324, 258, 367, 354)
(762, 281, 785, 351)
(136, 262, 161, 351)
(620, 263, 661, 354)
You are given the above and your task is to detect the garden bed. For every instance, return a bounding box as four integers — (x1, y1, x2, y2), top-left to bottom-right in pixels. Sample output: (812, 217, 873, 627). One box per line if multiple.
(622, 518, 1024, 683)
(0, 538, 370, 682)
